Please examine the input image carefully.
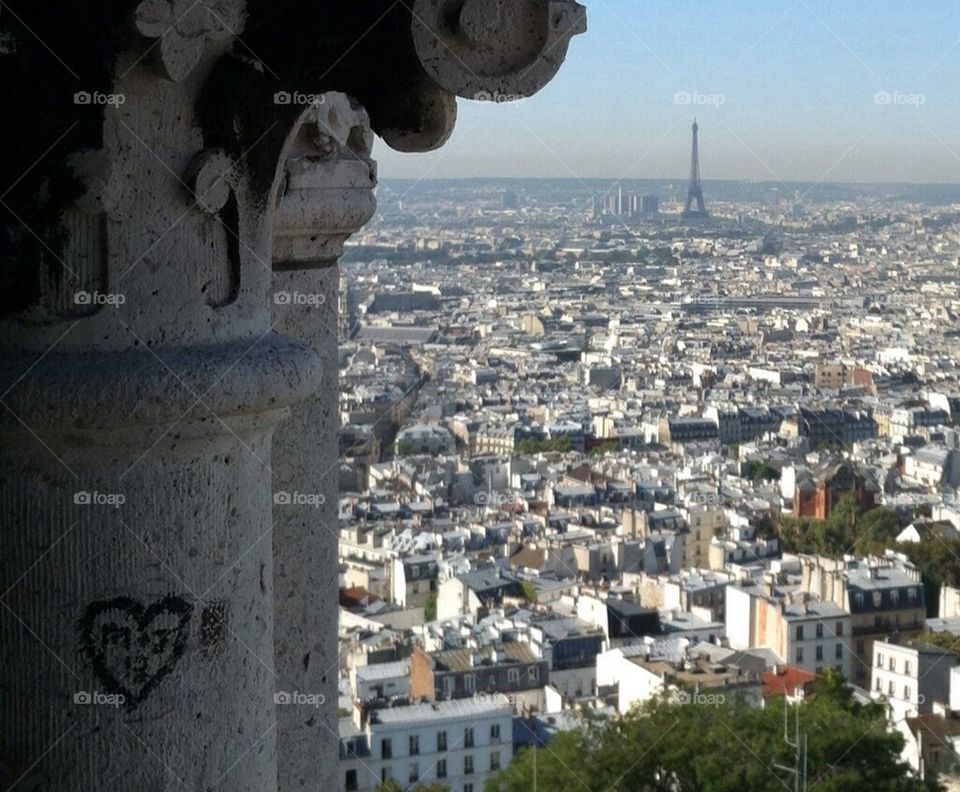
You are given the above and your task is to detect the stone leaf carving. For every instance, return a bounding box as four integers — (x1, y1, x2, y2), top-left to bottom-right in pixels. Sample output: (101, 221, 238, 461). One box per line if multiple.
(78, 595, 193, 707)
(134, 0, 244, 82)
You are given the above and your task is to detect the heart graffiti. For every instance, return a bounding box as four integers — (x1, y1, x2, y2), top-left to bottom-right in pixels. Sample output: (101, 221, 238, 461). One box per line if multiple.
(78, 595, 193, 707)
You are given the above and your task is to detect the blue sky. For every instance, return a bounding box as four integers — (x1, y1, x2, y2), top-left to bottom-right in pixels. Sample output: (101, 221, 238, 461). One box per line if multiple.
(375, 0, 960, 183)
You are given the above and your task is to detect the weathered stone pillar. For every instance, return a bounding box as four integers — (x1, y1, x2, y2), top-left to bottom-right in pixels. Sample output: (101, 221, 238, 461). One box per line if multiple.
(0, 1, 584, 788)
(269, 94, 377, 791)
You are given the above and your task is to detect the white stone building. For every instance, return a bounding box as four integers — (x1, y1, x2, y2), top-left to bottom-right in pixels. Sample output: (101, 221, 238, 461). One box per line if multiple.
(871, 640, 958, 719)
(339, 695, 513, 792)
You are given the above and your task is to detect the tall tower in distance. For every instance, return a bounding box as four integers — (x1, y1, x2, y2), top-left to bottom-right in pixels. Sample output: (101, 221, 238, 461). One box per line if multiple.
(683, 119, 709, 219)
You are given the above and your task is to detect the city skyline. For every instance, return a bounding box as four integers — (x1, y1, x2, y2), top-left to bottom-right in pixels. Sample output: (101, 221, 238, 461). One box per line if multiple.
(376, 0, 960, 184)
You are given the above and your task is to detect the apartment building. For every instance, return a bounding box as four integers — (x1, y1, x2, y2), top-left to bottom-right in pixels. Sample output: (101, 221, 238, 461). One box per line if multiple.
(340, 695, 513, 792)
(871, 639, 958, 719)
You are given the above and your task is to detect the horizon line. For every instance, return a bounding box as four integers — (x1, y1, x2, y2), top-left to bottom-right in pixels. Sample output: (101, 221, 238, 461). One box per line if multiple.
(376, 176, 960, 189)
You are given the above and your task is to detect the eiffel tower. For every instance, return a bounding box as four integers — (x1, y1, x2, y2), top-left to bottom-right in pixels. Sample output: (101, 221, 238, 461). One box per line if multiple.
(683, 119, 709, 219)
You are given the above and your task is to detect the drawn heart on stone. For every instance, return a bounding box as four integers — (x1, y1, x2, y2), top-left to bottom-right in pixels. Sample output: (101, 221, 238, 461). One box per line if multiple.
(79, 595, 193, 707)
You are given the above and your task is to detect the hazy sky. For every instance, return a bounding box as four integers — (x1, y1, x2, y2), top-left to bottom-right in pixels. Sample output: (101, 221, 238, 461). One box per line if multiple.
(375, 0, 960, 184)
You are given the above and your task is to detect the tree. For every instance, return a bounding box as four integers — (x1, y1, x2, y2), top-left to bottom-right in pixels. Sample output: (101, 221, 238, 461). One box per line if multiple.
(777, 496, 900, 558)
(897, 538, 960, 616)
(376, 782, 448, 792)
(488, 692, 941, 792)
(750, 461, 781, 482)
(516, 436, 572, 455)
(520, 580, 538, 603)
(394, 440, 416, 457)
(424, 591, 437, 621)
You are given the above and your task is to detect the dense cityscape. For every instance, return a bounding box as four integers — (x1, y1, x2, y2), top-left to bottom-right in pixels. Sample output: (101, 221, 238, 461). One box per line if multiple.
(336, 172, 960, 791)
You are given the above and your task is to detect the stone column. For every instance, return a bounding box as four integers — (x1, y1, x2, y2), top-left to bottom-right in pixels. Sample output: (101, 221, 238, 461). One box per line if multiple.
(0, 1, 584, 788)
(269, 94, 377, 792)
(0, 3, 319, 788)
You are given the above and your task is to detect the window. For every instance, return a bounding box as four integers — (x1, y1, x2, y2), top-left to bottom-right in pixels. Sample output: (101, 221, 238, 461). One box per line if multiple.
(873, 592, 882, 608)
(507, 667, 520, 684)
(345, 770, 358, 792)
(908, 588, 919, 602)
(410, 735, 420, 756)
(905, 660, 912, 675)
(888, 657, 895, 672)
(816, 645, 824, 661)
(381, 738, 392, 759)
(437, 731, 447, 752)
(795, 647, 803, 663)
(464, 755, 474, 775)
(889, 680, 895, 696)
(491, 752, 501, 771)
(491, 723, 501, 742)
(877, 652, 884, 668)
(437, 759, 447, 779)
(465, 674, 476, 693)
(890, 589, 899, 606)
(875, 678, 882, 691)
(465, 785, 474, 792)
(381, 768, 391, 783)
(904, 685, 911, 701)
(409, 763, 420, 783)
(528, 666, 540, 683)
(464, 727, 474, 748)
(796, 625, 804, 640)
(815, 623, 823, 638)
(836, 622, 844, 637)
(835, 644, 843, 659)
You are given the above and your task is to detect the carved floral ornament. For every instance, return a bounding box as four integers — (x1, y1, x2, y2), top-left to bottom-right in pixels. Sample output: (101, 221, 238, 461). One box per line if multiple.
(134, 0, 244, 82)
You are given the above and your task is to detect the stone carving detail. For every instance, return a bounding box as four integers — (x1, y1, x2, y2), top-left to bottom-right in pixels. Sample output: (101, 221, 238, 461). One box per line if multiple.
(184, 149, 234, 215)
(272, 93, 377, 269)
(411, 0, 587, 98)
(184, 149, 241, 306)
(134, 0, 244, 82)
(78, 596, 193, 707)
(15, 149, 119, 323)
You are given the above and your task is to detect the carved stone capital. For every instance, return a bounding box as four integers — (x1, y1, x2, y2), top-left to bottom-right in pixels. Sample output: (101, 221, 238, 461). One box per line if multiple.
(272, 93, 377, 270)
(411, 0, 587, 99)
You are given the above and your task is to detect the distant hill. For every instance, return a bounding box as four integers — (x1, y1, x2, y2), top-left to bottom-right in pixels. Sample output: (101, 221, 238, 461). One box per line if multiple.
(379, 177, 960, 205)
